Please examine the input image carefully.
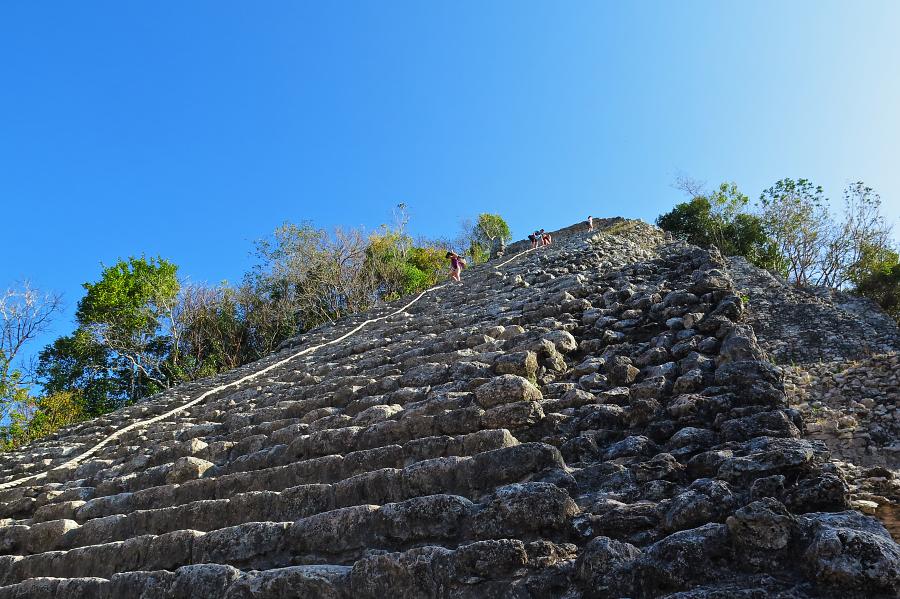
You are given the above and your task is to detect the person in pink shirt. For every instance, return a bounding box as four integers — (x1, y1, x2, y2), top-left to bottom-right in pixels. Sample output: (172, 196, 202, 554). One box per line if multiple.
(446, 251, 465, 282)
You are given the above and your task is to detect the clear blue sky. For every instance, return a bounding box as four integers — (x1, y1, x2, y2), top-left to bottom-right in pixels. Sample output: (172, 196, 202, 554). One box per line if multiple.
(2, 1, 899, 370)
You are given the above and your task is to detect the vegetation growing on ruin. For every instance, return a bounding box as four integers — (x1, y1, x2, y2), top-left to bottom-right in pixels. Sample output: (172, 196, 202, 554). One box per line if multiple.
(3, 177, 898, 452)
(0, 209, 511, 449)
(657, 176, 899, 323)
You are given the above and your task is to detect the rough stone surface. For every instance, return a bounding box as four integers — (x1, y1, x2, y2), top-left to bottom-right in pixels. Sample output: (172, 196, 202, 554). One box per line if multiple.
(0, 218, 897, 598)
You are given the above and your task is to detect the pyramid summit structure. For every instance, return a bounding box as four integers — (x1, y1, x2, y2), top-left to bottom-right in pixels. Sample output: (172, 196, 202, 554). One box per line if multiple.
(0, 218, 898, 598)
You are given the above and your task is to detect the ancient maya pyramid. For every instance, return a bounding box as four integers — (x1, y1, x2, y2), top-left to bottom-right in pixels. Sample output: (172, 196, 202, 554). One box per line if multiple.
(1, 218, 899, 598)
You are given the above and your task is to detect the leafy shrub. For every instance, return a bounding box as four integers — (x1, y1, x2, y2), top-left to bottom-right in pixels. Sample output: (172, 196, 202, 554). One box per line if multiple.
(1, 391, 87, 451)
(852, 247, 900, 324)
(656, 182, 781, 271)
(12, 208, 509, 450)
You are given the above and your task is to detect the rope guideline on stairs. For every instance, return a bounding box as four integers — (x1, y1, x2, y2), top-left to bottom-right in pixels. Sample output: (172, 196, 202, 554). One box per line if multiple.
(0, 245, 541, 491)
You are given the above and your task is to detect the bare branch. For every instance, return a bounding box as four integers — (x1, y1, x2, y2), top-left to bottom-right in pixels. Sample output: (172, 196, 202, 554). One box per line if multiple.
(672, 173, 708, 200)
(0, 282, 63, 366)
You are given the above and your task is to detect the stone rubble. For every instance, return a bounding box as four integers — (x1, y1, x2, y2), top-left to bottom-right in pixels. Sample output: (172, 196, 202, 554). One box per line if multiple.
(784, 353, 900, 470)
(0, 218, 897, 598)
(729, 256, 900, 365)
(730, 253, 900, 545)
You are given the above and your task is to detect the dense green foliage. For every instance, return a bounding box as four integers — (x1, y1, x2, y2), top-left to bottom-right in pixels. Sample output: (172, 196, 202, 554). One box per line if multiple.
(36, 257, 181, 412)
(658, 177, 898, 323)
(464, 213, 512, 264)
(0, 391, 88, 451)
(656, 182, 781, 271)
(851, 245, 900, 324)
(36, 330, 118, 415)
(365, 230, 445, 299)
(398, 246, 447, 295)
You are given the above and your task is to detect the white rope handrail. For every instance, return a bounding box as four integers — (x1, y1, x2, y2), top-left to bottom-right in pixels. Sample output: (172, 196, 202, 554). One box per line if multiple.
(0, 245, 539, 491)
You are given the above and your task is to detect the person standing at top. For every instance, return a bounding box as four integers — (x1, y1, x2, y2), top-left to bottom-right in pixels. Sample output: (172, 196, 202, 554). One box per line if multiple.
(446, 251, 465, 283)
(587, 215, 593, 231)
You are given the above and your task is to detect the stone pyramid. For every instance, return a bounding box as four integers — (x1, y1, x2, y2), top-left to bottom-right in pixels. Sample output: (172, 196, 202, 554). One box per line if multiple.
(0, 218, 898, 598)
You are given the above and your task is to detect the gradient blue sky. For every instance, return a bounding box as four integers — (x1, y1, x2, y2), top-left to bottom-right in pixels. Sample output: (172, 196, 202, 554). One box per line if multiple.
(2, 1, 899, 369)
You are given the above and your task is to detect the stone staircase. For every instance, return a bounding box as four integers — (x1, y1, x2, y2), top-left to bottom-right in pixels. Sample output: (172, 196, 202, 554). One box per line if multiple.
(0, 219, 898, 598)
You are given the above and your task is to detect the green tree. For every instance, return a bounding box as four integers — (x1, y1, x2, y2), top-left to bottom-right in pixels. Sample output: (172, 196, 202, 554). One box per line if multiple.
(365, 229, 411, 300)
(27, 391, 88, 436)
(656, 181, 780, 271)
(728, 213, 785, 273)
(365, 229, 447, 299)
(475, 213, 512, 261)
(36, 330, 119, 415)
(758, 179, 894, 288)
(656, 196, 718, 248)
(852, 246, 900, 324)
(820, 182, 894, 288)
(758, 178, 830, 286)
(402, 245, 446, 294)
(37, 257, 180, 407)
(474, 213, 512, 247)
(77, 256, 180, 398)
(458, 213, 512, 264)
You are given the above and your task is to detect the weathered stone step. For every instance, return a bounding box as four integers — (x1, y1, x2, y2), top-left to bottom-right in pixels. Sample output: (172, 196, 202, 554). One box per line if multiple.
(4, 426, 512, 523)
(64, 428, 520, 522)
(0, 537, 572, 599)
(43, 363, 533, 499)
(3, 223, 896, 598)
(6, 442, 562, 556)
(0, 484, 578, 586)
(66, 397, 543, 503)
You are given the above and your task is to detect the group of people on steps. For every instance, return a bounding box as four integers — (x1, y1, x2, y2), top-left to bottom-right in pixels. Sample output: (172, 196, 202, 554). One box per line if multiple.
(528, 229, 553, 249)
(447, 216, 595, 283)
(447, 221, 565, 283)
